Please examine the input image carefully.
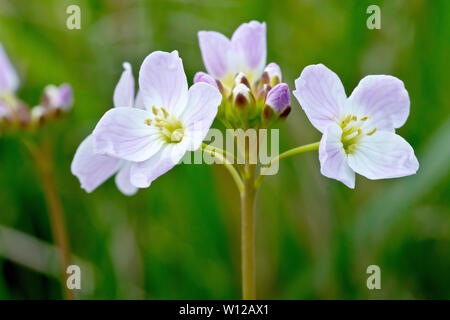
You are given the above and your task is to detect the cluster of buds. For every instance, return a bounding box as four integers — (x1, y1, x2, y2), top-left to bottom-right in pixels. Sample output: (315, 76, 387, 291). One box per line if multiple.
(0, 43, 73, 131)
(195, 21, 291, 130)
(0, 83, 73, 130)
(195, 63, 291, 129)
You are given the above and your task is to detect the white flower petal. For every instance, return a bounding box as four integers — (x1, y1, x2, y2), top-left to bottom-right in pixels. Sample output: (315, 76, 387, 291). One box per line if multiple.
(130, 142, 187, 188)
(139, 51, 188, 117)
(115, 162, 138, 196)
(134, 89, 145, 109)
(92, 107, 163, 162)
(113, 62, 135, 108)
(319, 123, 355, 188)
(346, 75, 410, 131)
(71, 135, 120, 193)
(293, 64, 347, 133)
(230, 21, 266, 82)
(179, 82, 221, 151)
(348, 131, 419, 180)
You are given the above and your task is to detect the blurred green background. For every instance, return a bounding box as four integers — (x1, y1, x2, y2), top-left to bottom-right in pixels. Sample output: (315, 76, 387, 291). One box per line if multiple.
(0, 0, 449, 299)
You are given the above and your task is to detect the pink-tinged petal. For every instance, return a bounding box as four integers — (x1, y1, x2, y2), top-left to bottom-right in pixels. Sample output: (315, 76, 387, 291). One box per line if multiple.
(130, 142, 187, 188)
(348, 131, 419, 180)
(42, 84, 73, 111)
(346, 75, 410, 131)
(139, 51, 188, 116)
(57, 84, 74, 111)
(293, 64, 347, 133)
(319, 123, 355, 188)
(113, 62, 135, 108)
(92, 107, 163, 162)
(265, 83, 290, 113)
(0, 43, 19, 93)
(71, 135, 120, 193)
(115, 162, 138, 196)
(179, 82, 221, 151)
(193, 72, 218, 88)
(198, 31, 231, 79)
(230, 21, 266, 80)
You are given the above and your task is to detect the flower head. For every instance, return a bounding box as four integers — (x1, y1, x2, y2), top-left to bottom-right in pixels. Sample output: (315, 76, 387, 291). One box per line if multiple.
(195, 21, 290, 128)
(0, 43, 22, 124)
(71, 62, 140, 195)
(293, 64, 419, 188)
(91, 51, 221, 189)
(42, 84, 74, 112)
(0, 43, 73, 128)
(0, 43, 19, 95)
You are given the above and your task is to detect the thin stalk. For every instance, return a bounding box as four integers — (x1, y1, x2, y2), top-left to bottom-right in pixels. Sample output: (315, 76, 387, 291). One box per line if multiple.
(255, 141, 320, 187)
(201, 143, 243, 193)
(24, 139, 74, 300)
(241, 163, 257, 300)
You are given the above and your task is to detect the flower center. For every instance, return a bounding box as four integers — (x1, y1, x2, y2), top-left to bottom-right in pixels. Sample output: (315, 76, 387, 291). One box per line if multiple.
(338, 114, 376, 154)
(144, 106, 185, 143)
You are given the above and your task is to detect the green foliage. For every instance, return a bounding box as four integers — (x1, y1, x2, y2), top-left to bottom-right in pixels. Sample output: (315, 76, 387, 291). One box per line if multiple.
(0, 0, 449, 299)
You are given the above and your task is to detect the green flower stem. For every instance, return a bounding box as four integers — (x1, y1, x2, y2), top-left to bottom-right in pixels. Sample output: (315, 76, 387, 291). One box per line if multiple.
(23, 139, 74, 300)
(255, 141, 320, 188)
(241, 163, 257, 300)
(201, 143, 243, 193)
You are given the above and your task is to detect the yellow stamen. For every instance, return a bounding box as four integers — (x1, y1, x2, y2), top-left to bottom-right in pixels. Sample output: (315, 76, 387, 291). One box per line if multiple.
(161, 107, 169, 118)
(366, 127, 377, 136)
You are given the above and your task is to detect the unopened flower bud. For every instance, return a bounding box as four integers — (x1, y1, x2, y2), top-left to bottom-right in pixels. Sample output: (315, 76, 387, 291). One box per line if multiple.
(194, 72, 217, 88)
(265, 83, 290, 114)
(42, 83, 73, 112)
(31, 105, 46, 125)
(233, 83, 251, 109)
(264, 62, 282, 86)
(279, 106, 291, 119)
(234, 72, 251, 89)
(257, 84, 271, 100)
(15, 102, 30, 126)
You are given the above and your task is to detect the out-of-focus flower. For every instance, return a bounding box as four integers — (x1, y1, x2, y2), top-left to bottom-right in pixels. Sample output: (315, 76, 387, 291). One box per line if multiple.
(195, 21, 290, 128)
(42, 84, 73, 112)
(92, 51, 221, 189)
(293, 64, 419, 188)
(71, 62, 140, 195)
(0, 43, 19, 95)
(0, 43, 21, 124)
(0, 43, 73, 128)
(31, 84, 74, 124)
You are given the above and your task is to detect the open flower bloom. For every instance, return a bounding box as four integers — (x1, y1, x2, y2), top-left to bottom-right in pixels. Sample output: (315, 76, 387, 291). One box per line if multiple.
(198, 21, 267, 90)
(92, 51, 221, 189)
(0, 43, 20, 122)
(195, 21, 290, 128)
(71, 62, 141, 195)
(293, 64, 419, 188)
